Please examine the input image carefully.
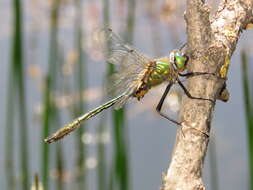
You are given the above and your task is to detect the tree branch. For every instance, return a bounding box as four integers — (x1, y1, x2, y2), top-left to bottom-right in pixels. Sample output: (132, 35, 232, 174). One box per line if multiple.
(161, 0, 253, 189)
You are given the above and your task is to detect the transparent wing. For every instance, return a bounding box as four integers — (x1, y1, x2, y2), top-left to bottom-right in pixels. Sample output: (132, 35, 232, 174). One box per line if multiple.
(96, 28, 152, 109)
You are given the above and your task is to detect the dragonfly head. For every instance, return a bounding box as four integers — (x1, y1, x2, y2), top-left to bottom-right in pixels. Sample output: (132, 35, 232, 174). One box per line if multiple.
(170, 50, 189, 72)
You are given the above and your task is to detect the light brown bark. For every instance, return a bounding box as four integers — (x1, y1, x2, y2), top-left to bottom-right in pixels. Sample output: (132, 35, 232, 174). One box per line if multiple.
(161, 0, 253, 189)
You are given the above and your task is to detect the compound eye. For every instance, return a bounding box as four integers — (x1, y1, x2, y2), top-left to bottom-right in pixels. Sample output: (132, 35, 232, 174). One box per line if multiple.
(175, 53, 187, 71)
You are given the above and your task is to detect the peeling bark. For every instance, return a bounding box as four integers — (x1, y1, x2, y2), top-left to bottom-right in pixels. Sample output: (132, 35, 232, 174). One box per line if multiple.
(161, 0, 253, 189)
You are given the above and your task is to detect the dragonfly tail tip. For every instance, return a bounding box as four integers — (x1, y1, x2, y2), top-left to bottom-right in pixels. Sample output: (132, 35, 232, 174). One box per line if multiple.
(44, 137, 53, 144)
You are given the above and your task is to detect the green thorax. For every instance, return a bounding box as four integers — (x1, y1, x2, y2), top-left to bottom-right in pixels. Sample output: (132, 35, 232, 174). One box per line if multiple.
(147, 58, 176, 87)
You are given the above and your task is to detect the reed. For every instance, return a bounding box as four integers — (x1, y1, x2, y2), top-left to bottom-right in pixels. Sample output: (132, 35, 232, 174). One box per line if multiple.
(241, 49, 253, 190)
(5, 50, 16, 190)
(102, 1, 115, 190)
(73, 0, 87, 188)
(54, 109, 65, 190)
(11, 0, 30, 188)
(102, 0, 136, 189)
(41, 0, 61, 189)
(41, 75, 51, 190)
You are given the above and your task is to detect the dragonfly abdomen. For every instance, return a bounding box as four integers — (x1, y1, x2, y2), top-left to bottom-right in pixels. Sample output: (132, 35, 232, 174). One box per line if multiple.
(133, 83, 149, 100)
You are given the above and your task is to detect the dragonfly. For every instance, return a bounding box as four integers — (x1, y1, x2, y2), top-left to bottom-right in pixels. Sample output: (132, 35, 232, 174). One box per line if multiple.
(45, 28, 214, 143)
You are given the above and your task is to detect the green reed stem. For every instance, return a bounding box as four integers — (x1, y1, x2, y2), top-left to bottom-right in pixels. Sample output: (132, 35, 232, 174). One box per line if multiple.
(116, 1, 136, 189)
(102, 0, 122, 189)
(52, 108, 65, 190)
(16, 23, 30, 190)
(103, 0, 136, 189)
(95, 2, 111, 188)
(112, 110, 128, 190)
(11, 0, 30, 188)
(41, 0, 61, 188)
(5, 54, 16, 190)
(53, 38, 65, 190)
(103, 0, 110, 28)
(241, 50, 253, 190)
(125, 0, 136, 42)
(41, 75, 51, 190)
(73, 0, 87, 189)
(102, 1, 114, 190)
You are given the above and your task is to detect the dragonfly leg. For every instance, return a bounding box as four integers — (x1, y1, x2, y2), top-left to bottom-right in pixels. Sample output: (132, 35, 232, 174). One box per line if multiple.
(156, 82, 210, 138)
(179, 42, 187, 51)
(156, 83, 181, 126)
(178, 71, 216, 77)
(177, 79, 215, 104)
(181, 123, 209, 138)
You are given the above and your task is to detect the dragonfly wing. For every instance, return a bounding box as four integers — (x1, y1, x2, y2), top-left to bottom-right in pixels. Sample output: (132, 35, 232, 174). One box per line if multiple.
(105, 28, 150, 66)
(112, 88, 136, 109)
(100, 28, 152, 107)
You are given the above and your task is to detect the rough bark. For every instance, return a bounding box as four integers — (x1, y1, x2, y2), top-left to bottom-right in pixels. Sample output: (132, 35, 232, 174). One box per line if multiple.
(161, 0, 253, 189)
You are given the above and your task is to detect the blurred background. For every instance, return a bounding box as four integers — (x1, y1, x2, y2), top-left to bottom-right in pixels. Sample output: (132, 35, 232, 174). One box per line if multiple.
(1, 0, 253, 190)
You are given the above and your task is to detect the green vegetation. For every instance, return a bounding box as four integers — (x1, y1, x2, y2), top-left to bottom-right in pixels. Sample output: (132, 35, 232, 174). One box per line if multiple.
(241, 50, 253, 190)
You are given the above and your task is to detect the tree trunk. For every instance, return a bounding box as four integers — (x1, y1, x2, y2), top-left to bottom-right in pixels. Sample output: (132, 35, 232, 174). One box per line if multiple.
(161, 0, 253, 189)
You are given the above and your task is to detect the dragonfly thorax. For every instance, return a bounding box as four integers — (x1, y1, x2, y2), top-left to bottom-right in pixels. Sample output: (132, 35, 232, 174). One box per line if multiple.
(133, 58, 177, 100)
(147, 58, 177, 87)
